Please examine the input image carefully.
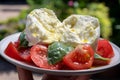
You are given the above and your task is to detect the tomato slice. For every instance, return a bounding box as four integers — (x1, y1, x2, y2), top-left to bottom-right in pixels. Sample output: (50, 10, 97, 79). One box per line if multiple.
(63, 44, 94, 70)
(30, 44, 59, 69)
(5, 42, 32, 62)
(5, 42, 24, 61)
(93, 39, 114, 66)
(15, 39, 33, 62)
(96, 39, 114, 58)
(18, 48, 32, 62)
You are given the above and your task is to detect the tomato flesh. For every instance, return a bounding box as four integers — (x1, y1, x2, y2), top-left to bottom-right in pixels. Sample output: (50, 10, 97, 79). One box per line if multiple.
(5, 42, 24, 61)
(63, 44, 94, 70)
(96, 39, 114, 58)
(5, 42, 32, 62)
(93, 39, 114, 66)
(18, 48, 32, 62)
(30, 44, 59, 69)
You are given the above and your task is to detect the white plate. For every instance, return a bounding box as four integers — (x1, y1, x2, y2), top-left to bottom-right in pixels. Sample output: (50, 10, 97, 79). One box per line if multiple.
(0, 33, 120, 76)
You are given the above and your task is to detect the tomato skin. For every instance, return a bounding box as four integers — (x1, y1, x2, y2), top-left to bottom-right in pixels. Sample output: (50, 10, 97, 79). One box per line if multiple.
(5, 42, 32, 62)
(15, 39, 33, 62)
(96, 39, 114, 58)
(93, 59, 111, 66)
(93, 39, 114, 66)
(5, 42, 24, 61)
(18, 48, 32, 62)
(30, 44, 59, 69)
(63, 44, 94, 70)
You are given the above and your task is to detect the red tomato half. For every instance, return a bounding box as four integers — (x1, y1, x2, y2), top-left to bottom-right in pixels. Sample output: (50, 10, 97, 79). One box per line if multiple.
(96, 39, 114, 58)
(30, 44, 59, 69)
(15, 39, 32, 62)
(5, 42, 24, 61)
(93, 39, 114, 66)
(18, 48, 32, 62)
(63, 44, 94, 70)
(5, 42, 32, 62)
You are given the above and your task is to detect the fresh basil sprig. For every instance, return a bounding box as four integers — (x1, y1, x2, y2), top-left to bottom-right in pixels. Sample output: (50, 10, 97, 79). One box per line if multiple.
(19, 32, 29, 49)
(48, 42, 74, 64)
(94, 53, 110, 61)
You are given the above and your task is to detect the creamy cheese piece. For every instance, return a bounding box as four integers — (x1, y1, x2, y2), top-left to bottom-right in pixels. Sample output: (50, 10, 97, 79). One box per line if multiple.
(60, 15, 100, 47)
(24, 8, 63, 46)
(24, 8, 100, 48)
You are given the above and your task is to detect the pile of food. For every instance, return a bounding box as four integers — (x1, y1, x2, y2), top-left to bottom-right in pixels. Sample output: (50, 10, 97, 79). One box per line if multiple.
(5, 8, 114, 70)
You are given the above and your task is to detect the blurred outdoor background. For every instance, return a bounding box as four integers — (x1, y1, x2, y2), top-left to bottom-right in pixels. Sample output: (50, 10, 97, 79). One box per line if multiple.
(0, 0, 120, 80)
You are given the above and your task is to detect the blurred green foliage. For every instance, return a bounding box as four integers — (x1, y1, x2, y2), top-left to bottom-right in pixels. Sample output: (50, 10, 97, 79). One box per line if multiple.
(0, 10, 28, 40)
(0, 0, 119, 46)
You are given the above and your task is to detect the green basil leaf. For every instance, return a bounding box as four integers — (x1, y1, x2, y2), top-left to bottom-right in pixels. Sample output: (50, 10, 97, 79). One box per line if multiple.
(94, 53, 110, 61)
(19, 32, 29, 48)
(48, 42, 74, 64)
